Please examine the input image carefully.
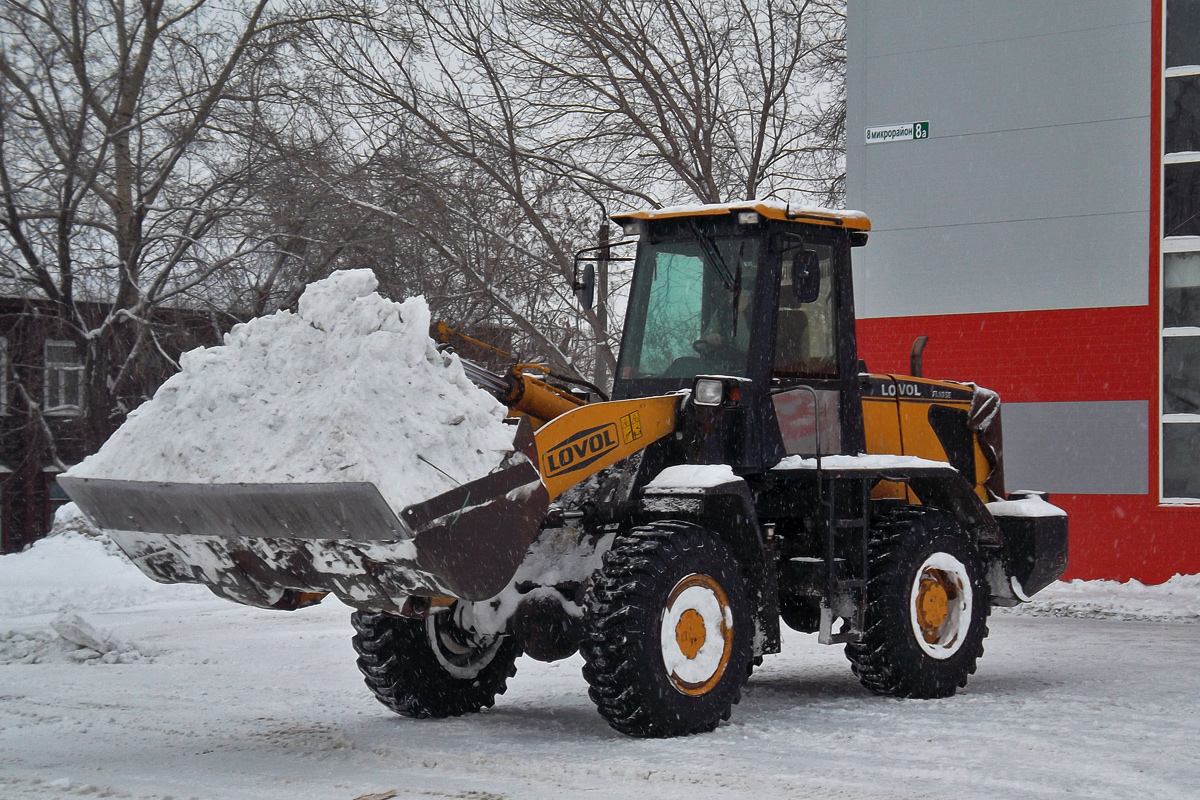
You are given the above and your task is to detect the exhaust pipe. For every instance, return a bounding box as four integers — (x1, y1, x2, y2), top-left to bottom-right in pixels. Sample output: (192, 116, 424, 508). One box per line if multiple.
(910, 335, 929, 378)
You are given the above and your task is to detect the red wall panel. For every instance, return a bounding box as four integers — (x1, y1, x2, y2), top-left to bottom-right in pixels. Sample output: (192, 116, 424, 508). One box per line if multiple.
(1055, 494, 1200, 584)
(855, 306, 1157, 404)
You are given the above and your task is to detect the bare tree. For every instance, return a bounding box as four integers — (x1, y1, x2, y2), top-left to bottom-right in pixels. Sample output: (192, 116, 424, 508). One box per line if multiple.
(0, 0, 348, 450)
(298, 0, 845, 387)
(514, 0, 846, 205)
(0, 0, 846, 436)
(286, 1, 602, 380)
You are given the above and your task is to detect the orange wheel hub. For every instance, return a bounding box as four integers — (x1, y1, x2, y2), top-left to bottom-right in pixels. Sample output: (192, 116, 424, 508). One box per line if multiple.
(660, 574, 734, 696)
(907, 552, 973, 659)
(675, 608, 707, 658)
(915, 574, 952, 642)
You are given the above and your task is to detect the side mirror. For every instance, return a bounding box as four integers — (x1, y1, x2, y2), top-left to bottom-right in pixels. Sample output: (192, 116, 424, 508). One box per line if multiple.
(576, 262, 595, 310)
(791, 250, 821, 304)
(571, 236, 634, 312)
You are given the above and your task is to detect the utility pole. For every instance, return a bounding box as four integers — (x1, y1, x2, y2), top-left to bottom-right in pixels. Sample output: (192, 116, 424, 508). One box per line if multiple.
(594, 221, 610, 391)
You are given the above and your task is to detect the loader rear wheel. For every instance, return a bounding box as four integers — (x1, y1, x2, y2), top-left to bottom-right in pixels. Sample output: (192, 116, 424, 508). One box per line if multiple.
(581, 522, 753, 737)
(351, 606, 520, 718)
(845, 508, 990, 699)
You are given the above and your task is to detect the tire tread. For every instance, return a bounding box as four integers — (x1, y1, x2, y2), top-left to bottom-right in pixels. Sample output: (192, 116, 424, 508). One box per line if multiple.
(845, 507, 990, 699)
(581, 522, 753, 737)
(351, 610, 520, 718)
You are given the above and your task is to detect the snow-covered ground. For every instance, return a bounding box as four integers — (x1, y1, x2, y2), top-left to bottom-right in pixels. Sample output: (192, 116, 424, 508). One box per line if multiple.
(2, 530, 1198, 800)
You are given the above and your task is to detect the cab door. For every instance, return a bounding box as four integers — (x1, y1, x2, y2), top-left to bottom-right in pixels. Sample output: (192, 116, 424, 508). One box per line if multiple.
(767, 232, 863, 458)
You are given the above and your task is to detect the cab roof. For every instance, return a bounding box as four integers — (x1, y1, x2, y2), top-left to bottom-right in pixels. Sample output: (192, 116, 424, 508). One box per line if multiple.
(610, 198, 871, 232)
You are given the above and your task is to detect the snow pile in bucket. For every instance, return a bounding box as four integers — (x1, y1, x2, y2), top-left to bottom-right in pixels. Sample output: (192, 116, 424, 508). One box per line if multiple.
(67, 270, 515, 512)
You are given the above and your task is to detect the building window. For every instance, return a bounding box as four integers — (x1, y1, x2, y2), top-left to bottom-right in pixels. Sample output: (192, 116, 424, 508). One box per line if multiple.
(43, 340, 83, 415)
(48, 473, 72, 515)
(1164, 161, 1200, 237)
(1165, 73, 1200, 152)
(1163, 0, 1200, 502)
(1167, 0, 1200, 69)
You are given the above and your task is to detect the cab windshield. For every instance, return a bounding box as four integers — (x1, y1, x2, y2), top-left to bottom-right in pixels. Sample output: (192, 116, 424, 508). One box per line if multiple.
(617, 235, 759, 380)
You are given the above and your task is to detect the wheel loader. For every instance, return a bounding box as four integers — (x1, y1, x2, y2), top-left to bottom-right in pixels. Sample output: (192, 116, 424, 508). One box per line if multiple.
(61, 200, 1068, 738)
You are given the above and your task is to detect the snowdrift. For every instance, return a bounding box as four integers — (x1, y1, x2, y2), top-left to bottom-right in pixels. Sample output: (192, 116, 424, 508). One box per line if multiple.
(1003, 573, 1200, 623)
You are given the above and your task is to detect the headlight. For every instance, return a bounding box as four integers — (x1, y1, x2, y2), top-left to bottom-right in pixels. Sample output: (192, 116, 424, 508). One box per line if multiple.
(693, 378, 725, 406)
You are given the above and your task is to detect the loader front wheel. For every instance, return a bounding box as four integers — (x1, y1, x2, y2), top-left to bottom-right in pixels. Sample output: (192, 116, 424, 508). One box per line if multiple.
(581, 522, 753, 737)
(351, 606, 520, 718)
(845, 508, 990, 699)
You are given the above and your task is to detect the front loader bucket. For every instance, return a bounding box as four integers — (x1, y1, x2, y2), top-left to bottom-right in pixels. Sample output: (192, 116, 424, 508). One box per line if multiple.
(59, 421, 550, 610)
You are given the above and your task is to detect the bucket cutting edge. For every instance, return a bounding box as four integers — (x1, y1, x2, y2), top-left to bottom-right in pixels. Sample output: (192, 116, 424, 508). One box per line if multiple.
(58, 453, 551, 605)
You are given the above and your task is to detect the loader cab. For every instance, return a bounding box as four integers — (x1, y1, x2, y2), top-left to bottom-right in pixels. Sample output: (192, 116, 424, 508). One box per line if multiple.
(610, 202, 872, 469)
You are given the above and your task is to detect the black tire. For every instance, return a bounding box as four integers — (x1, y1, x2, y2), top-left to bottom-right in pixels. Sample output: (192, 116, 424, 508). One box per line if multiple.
(581, 522, 754, 737)
(351, 606, 520, 718)
(845, 507, 990, 699)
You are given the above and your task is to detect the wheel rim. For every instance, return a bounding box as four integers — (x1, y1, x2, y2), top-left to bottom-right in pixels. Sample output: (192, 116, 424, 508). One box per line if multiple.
(908, 552, 973, 659)
(659, 573, 734, 696)
(427, 609, 502, 679)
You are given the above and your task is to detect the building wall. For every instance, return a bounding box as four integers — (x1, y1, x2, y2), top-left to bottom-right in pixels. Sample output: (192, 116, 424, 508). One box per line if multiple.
(847, 1, 1198, 582)
(0, 298, 223, 554)
(0, 303, 91, 553)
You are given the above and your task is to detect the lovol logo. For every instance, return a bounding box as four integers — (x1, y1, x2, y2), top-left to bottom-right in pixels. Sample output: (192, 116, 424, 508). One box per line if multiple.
(543, 423, 620, 478)
(883, 381, 921, 397)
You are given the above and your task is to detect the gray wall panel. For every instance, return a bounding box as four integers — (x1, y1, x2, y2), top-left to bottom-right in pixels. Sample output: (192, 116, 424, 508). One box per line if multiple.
(1002, 401, 1149, 495)
(846, 0, 1151, 318)
(853, 212, 1149, 317)
(862, 1, 1148, 58)
(862, 23, 1150, 138)
(859, 119, 1149, 230)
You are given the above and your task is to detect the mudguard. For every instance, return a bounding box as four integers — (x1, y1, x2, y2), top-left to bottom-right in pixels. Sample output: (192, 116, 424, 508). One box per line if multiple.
(638, 466, 782, 656)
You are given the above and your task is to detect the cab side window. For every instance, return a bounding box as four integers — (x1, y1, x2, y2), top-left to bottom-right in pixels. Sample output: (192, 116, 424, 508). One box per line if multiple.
(773, 242, 838, 378)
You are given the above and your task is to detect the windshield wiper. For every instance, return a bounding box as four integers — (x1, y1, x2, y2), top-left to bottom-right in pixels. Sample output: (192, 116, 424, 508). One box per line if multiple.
(685, 219, 738, 292)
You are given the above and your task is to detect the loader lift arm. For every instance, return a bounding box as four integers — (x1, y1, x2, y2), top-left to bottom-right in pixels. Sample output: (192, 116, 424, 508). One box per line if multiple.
(60, 357, 681, 611)
(460, 359, 680, 500)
